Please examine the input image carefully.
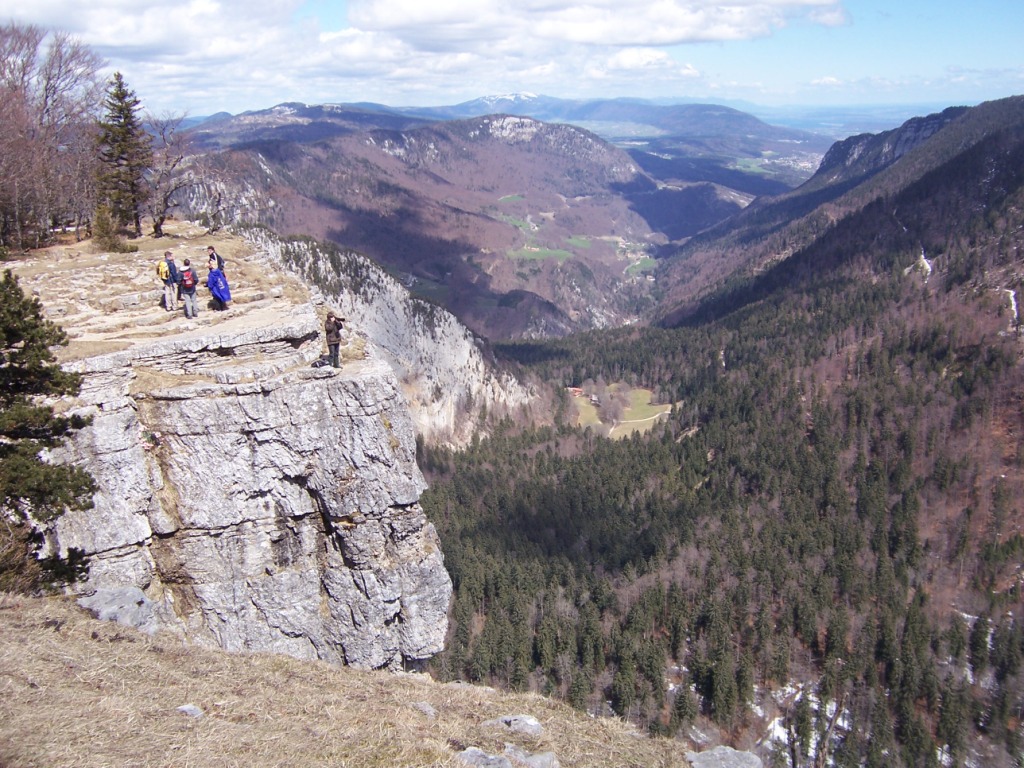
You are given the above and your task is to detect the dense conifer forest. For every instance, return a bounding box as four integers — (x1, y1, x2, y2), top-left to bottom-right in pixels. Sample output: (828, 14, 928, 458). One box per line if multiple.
(421, 103, 1024, 766)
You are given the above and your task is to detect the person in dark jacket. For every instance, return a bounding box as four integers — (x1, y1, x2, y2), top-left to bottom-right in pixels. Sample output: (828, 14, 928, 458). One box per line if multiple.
(207, 245, 224, 272)
(178, 259, 200, 319)
(160, 251, 179, 312)
(325, 312, 343, 368)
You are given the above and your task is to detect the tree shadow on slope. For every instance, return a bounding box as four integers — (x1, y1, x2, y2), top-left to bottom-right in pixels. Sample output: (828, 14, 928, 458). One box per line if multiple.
(620, 183, 747, 242)
(323, 206, 575, 339)
(629, 151, 792, 197)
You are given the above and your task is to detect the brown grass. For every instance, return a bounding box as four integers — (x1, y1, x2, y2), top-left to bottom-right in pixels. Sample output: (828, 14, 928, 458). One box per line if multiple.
(129, 368, 213, 395)
(0, 522, 44, 595)
(0, 594, 689, 767)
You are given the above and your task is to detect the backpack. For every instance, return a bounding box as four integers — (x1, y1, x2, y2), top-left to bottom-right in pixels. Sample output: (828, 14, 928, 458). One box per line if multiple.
(181, 269, 195, 289)
(157, 260, 170, 280)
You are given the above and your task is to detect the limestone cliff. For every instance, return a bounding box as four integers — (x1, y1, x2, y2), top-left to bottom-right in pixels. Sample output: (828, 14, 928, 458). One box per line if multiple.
(17, 226, 452, 669)
(247, 228, 536, 447)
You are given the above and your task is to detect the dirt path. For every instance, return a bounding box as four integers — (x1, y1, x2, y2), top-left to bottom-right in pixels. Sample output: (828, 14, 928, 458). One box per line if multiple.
(607, 409, 671, 438)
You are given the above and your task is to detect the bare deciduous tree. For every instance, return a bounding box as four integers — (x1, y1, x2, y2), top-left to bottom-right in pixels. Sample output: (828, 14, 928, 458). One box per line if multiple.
(145, 111, 194, 237)
(37, 32, 105, 239)
(0, 23, 104, 249)
(180, 151, 269, 234)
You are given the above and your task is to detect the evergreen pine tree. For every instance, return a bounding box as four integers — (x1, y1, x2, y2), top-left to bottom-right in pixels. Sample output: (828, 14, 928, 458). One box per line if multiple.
(669, 677, 697, 732)
(936, 679, 968, 764)
(0, 270, 95, 590)
(611, 656, 638, 717)
(567, 666, 591, 711)
(968, 616, 990, 678)
(95, 72, 152, 238)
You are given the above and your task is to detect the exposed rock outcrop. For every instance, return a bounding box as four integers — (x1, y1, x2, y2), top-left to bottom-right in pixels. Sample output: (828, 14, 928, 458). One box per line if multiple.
(815, 106, 969, 184)
(248, 229, 536, 447)
(685, 746, 763, 768)
(18, 227, 452, 670)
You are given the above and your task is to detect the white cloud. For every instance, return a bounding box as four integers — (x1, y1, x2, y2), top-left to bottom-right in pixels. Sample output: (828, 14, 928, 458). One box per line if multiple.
(347, 0, 512, 51)
(808, 5, 850, 27)
(349, 0, 500, 27)
(348, 0, 847, 48)
(5, 0, 848, 113)
(602, 48, 699, 81)
(606, 48, 674, 71)
(7, 0, 1014, 114)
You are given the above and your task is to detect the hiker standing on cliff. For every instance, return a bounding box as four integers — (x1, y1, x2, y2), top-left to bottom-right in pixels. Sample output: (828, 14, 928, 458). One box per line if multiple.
(158, 251, 179, 312)
(325, 312, 343, 368)
(207, 245, 224, 272)
(178, 259, 200, 319)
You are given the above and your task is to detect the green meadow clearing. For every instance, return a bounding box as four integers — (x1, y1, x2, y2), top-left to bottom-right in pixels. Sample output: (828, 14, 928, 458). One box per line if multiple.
(572, 386, 674, 438)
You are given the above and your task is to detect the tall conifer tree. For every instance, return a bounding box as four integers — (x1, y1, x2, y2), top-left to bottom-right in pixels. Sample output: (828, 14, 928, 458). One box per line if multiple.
(95, 72, 151, 237)
(0, 270, 95, 590)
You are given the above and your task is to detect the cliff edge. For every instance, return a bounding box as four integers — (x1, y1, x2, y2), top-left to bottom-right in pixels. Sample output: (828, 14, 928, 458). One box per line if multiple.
(12, 222, 452, 670)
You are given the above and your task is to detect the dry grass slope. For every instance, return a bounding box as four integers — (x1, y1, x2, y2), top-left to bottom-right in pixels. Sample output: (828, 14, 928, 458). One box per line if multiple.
(0, 595, 692, 767)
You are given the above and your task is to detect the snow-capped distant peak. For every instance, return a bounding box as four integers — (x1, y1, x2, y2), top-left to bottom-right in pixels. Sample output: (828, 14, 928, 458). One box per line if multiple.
(481, 92, 539, 105)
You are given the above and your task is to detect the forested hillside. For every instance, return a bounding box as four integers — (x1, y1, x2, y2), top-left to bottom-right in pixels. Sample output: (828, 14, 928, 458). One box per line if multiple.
(189, 113, 663, 339)
(657, 96, 1024, 323)
(421, 96, 1024, 766)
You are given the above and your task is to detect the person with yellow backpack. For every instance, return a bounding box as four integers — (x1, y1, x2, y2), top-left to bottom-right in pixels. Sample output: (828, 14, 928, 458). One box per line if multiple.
(157, 251, 179, 311)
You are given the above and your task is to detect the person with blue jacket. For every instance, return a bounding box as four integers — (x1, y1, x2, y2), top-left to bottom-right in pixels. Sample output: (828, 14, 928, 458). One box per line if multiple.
(206, 262, 232, 311)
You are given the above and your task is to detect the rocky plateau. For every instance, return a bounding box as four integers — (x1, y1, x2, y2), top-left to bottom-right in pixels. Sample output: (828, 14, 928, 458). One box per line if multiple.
(12, 222, 454, 670)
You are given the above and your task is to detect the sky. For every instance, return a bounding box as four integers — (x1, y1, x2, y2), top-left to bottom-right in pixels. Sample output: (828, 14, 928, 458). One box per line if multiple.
(4, 0, 1024, 118)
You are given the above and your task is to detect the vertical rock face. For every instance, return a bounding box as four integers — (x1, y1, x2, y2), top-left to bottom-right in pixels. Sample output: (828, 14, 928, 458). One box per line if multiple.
(249, 231, 536, 447)
(45, 306, 452, 669)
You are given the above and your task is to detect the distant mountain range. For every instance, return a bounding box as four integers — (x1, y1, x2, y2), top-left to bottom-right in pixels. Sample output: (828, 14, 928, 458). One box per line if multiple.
(190, 93, 831, 189)
(187, 93, 949, 140)
(185, 96, 836, 338)
(182, 94, 1023, 341)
